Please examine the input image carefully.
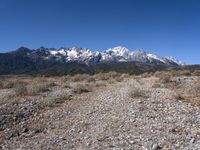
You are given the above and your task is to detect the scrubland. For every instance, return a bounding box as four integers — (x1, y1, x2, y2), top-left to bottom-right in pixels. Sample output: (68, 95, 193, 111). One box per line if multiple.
(1, 70, 200, 149)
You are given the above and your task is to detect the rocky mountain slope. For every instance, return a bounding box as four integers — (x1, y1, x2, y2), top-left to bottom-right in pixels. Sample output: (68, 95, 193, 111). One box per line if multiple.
(0, 46, 185, 75)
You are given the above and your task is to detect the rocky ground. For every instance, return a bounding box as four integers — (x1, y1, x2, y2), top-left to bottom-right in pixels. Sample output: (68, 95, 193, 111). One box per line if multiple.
(1, 73, 200, 149)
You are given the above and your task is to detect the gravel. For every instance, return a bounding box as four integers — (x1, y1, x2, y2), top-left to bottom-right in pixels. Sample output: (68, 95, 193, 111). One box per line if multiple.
(1, 77, 200, 149)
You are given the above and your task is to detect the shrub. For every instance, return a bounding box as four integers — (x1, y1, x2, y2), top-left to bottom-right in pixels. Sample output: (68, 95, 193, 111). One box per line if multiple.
(141, 72, 151, 78)
(64, 82, 71, 88)
(14, 82, 28, 96)
(0, 81, 3, 89)
(128, 85, 149, 98)
(94, 73, 108, 80)
(180, 70, 192, 76)
(94, 72, 122, 81)
(174, 93, 185, 100)
(72, 83, 92, 94)
(151, 82, 161, 88)
(192, 70, 200, 76)
(159, 74, 171, 84)
(4, 81, 15, 89)
(38, 93, 72, 108)
(70, 74, 91, 82)
(27, 82, 54, 95)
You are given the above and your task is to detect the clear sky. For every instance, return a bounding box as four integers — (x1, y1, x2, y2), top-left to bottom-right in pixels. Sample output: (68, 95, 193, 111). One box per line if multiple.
(0, 0, 199, 64)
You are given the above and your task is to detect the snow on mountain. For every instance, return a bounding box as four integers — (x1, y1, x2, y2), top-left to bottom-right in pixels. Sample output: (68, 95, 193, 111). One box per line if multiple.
(165, 56, 185, 66)
(28, 46, 185, 66)
(147, 53, 166, 63)
(106, 46, 130, 57)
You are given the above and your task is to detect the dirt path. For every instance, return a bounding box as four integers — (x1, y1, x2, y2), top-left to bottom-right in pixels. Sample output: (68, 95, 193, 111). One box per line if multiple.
(2, 78, 200, 149)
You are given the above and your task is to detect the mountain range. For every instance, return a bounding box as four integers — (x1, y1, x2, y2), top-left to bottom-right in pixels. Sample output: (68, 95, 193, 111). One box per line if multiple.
(28, 46, 184, 65)
(0, 46, 185, 75)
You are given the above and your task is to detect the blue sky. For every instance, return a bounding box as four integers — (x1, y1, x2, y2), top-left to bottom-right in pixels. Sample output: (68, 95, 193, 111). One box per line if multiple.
(0, 0, 200, 64)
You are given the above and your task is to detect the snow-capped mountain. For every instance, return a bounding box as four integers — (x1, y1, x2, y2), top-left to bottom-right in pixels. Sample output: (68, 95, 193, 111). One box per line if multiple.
(35, 46, 184, 66)
(6, 46, 185, 66)
(0, 46, 186, 75)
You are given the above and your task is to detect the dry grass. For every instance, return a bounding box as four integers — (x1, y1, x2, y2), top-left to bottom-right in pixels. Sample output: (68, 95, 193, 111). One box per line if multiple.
(153, 70, 197, 78)
(0, 81, 3, 89)
(13, 79, 57, 96)
(151, 72, 172, 89)
(3, 81, 15, 89)
(72, 83, 92, 94)
(38, 93, 72, 108)
(70, 74, 92, 82)
(128, 85, 149, 98)
(174, 93, 185, 101)
(1, 72, 127, 97)
(169, 77, 200, 106)
(27, 82, 56, 95)
(14, 82, 28, 96)
(158, 74, 171, 84)
(152, 71, 200, 106)
(94, 72, 128, 82)
(192, 70, 200, 76)
(141, 72, 153, 78)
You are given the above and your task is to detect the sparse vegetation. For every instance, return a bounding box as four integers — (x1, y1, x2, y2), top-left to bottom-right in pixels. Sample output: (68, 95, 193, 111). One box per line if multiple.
(1, 70, 200, 149)
(174, 93, 185, 101)
(0, 80, 3, 89)
(129, 85, 149, 98)
(38, 93, 72, 108)
(72, 82, 92, 94)
(14, 82, 28, 96)
(27, 82, 56, 95)
(158, 74, 171, 84)
(70, 74, 91, 82)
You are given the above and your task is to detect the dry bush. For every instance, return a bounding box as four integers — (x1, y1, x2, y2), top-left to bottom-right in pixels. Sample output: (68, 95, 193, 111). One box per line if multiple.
(38, 93, 71, 108)
(63, 82, 71, 88)
(192, 70, 200, 76)
(114, 73, 129, 82)
(13, 77, 57, 96)
(93, 73, 108, 80)
(198, 77, 200, 83)
(179, 70, 192, 76)
(115, 76, 124, 82)
(152, 73, 172, 88)
(151, 81, 161, 88)
(188, 84, 200, 98)
(159, 73, 171, 84)
(141, 72, 153, 78)
(60, 75, 70, 82)
(172, 81, 200, 106)
(120, 73, 130, 79)
(128, 85, 149, 98)
(0, 78, 27, 89)
(27, 82, 56, 95)
(153, 71, 165, 78)
(72, 83, 92, 94)
(154, 70, 195, 78)
(14, 82, 28, 96)
(174, 93, 185, 101)
(94, 81, 106, 87)
(176, 83, 200, 98)
(70, 74, 91, 82)
(0, 81, 3, 89)
(3, 81, 15, 89)
(106, 71, 121, 78)
(94, 72, 123, 81)
(86, 76, 96, 82)
(132, 75, 142, 81)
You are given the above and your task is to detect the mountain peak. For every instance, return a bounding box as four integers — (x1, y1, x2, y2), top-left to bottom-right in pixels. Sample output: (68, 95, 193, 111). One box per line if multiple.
(9, 46, 185, 66)
(106, 46, 130, 58)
